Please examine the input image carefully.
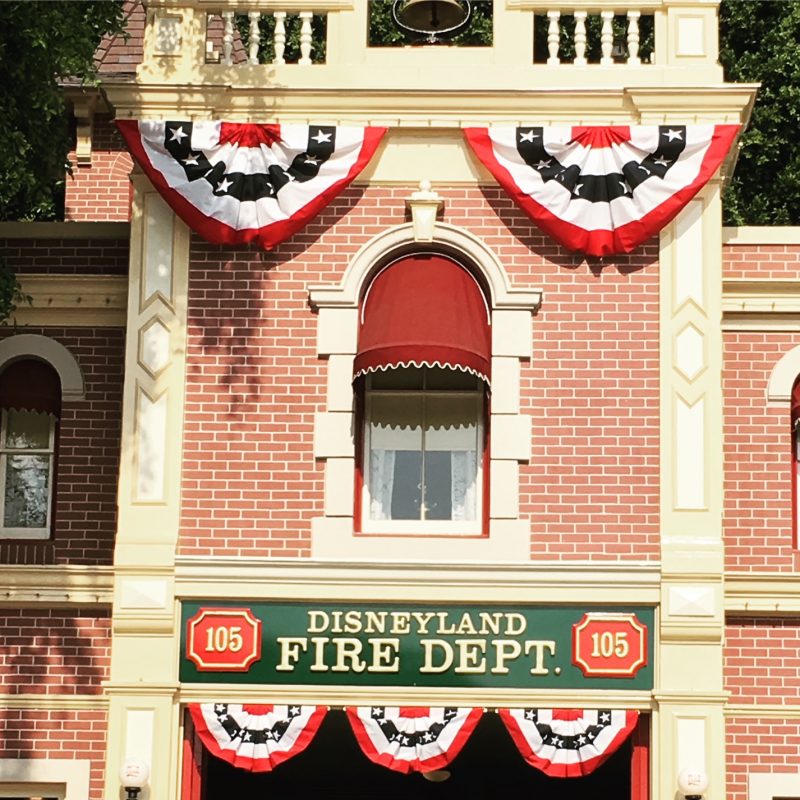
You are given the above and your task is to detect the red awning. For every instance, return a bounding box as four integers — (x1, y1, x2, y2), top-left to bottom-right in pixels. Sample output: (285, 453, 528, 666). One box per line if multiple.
(0, 359, 61, 416)
(354, 254, 491, 383)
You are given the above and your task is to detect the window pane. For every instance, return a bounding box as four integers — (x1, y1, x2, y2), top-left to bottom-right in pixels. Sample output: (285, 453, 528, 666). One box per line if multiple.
(4, 454, 49, 528)
(5, 409, 51, 449)
(368, 395, 423, 520)
(424, 395, 479, 521)
(425, 368, 481, 390)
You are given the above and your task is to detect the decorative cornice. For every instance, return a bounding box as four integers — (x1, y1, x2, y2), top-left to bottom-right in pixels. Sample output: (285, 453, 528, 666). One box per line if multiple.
(725, 703, 800, 719)
(0, 565, 114, 607)
(14, 274, 129, 327)
(725, 573, 800, 615)
(174, 557, 662, 604)
(723, 226, 800, 245)
(722, 279, 800, 331)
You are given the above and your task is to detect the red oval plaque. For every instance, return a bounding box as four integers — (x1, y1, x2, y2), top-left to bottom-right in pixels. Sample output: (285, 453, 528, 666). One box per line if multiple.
(572, 612, 648, 678)
(186, 607, 262, 672)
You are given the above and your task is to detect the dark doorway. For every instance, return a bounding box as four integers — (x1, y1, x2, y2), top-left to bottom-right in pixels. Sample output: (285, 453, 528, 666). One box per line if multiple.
(199, 710, 641, 799)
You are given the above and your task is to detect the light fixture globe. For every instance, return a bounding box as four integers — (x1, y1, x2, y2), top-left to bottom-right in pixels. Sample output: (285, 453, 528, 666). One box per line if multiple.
(677, 768, 709, 799)
(119, 757, 150, 798)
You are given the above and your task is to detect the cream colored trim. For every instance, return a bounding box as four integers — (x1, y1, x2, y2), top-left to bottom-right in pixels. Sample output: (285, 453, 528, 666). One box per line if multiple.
(727, 704, 800, 719)
(725, 574, 800, 615)
(749, 772, 800, 800)
(177, 683, 655, 709)
(722, 279, 800, 332)
(0, 222, 129, 239)
(14, 274, 128, 327)
(0, 565, 113, 606)
(0, 334, 85, 399)
(106, 83, 756, 124)
(309, 223, 542, 311)
(723, 226, 800, 245)
(766, 344, 800, 404)
(174, 557, 662, 603)
(0, 759, 91, 800)
(0, 695, 108, 710)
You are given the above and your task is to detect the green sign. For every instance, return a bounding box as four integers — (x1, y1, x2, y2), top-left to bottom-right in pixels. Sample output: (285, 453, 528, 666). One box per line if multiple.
(180, 601, 654, 691)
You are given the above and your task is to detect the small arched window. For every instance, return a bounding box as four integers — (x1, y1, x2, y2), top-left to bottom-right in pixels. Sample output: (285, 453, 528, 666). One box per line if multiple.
(0, 359, 61, 539)
(354, 253, 491, 535)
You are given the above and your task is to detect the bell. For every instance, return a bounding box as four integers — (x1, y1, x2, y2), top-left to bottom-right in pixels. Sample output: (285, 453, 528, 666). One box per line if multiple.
(396, 0, 468, 31)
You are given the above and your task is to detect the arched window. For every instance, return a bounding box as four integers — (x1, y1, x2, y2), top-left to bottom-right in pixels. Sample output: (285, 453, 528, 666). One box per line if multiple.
(354, 253, 490, 535)
(0, 359, 61, 539)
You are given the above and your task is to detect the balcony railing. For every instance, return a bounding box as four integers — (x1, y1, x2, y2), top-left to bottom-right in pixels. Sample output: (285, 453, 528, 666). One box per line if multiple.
(139, 0, 723, 91)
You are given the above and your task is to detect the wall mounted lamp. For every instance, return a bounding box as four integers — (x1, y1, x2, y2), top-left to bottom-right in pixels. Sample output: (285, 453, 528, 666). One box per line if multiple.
(406, 180, 444, 242)
(119, 756, 150, 799)
(677, 768, 709, 799)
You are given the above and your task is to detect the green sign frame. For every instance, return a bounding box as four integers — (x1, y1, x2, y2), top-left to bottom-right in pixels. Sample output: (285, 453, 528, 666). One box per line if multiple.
(180, 601, 654, 691)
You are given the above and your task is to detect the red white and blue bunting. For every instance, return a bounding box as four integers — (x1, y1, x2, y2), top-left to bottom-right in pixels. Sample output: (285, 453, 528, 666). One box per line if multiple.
(189, 703, 326, 772)
(116, 120, 386, 250)
(346, 706, 482, 774)
(464, 125, 739, 256)
(499, 708, 639, 778)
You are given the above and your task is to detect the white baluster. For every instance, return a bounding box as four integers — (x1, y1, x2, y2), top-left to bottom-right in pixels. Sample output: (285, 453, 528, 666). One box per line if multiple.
(221, 11, 234, 66)
(248, 11, 261, 65)
(247, 11, 261, 64)
(627, 11, 641, 65)
(547, 10, 561, 66)
(573, 11, 587, 66)
(600, 10, 614, 65)
(273, 11, 287, 65)
(299, 11, 313, 65)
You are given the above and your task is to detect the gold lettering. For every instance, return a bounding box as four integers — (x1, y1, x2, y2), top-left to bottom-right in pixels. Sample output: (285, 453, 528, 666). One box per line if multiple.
(411, 611, 436, 634)
(275, 637, 307, 671)
(525, 640, 556, 675)
(331, 637, 366, 672)
(420, 639, 454, 673)
(368, 638, 400, 672)
(309, 636, 330, 672)
(490, 639, 522, 674)
(390, 612, 411, 635)
(307, 611, 329, 634)
(477, 612, 502, 636)
(435, 612, 457, 634)
(454, 639, 487, 674)
(344, 610, 362, 634)
(364, 611, 387, 634)
(505, 613, 527, 636)
(455, 613, 477, 635)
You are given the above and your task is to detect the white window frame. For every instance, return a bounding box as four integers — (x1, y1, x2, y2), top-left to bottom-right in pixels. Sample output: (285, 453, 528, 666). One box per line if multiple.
(0, 408, 56, 539)
(361, 371, 485, 535)
(309, 222, 541, 563)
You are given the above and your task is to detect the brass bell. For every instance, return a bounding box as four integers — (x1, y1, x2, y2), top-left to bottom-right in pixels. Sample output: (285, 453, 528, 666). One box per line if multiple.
(395, 0, 469, 31)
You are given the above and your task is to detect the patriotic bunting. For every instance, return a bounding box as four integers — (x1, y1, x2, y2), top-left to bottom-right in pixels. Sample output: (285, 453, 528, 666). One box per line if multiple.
(189, 703, 326, 772)
(116, 120, 386, 249)
(346, 706, 482, 774)
(499, 708, 639, 778)
(464, 124, 739, 256)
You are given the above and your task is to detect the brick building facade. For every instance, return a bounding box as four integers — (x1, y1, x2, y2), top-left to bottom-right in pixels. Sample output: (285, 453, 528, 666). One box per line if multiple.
(0, 2, 797, 799)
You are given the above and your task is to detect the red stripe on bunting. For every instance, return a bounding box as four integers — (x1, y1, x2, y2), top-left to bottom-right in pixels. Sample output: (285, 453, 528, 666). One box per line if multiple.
(499, 708, 639, 778)
(346, 706, 482, 774)
(116, 121, 386, 250)
(189, 703, 326, 773)
(463, 124, 739, 257)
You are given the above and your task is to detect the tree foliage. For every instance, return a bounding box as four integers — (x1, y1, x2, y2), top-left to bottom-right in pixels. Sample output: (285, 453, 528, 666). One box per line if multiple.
(720, 0, 800, 225)
(0, 1, 125, 222)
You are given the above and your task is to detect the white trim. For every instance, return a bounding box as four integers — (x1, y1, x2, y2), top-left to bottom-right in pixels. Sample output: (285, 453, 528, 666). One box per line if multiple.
(723, 226, 800, 245)
(749, 771, 800, 800)
(0, 758, 90, 800)
(766, 344, 800, 404)
(0, 335, 84, 400)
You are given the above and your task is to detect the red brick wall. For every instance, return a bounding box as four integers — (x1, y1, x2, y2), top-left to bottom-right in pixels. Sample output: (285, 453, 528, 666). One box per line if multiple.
(724, 241, 800, 279)
(0, 235, 129, 275)
(0, 609, 110, 694)
(723, 332, 799, 572)
(0, 327, 124, 566)
(725, 618, 800, 704)
(66, 115, 132, 222)
(180, 185, 661, 560)
(0, 708, 108, 799)
(727, 717, 800, 800)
